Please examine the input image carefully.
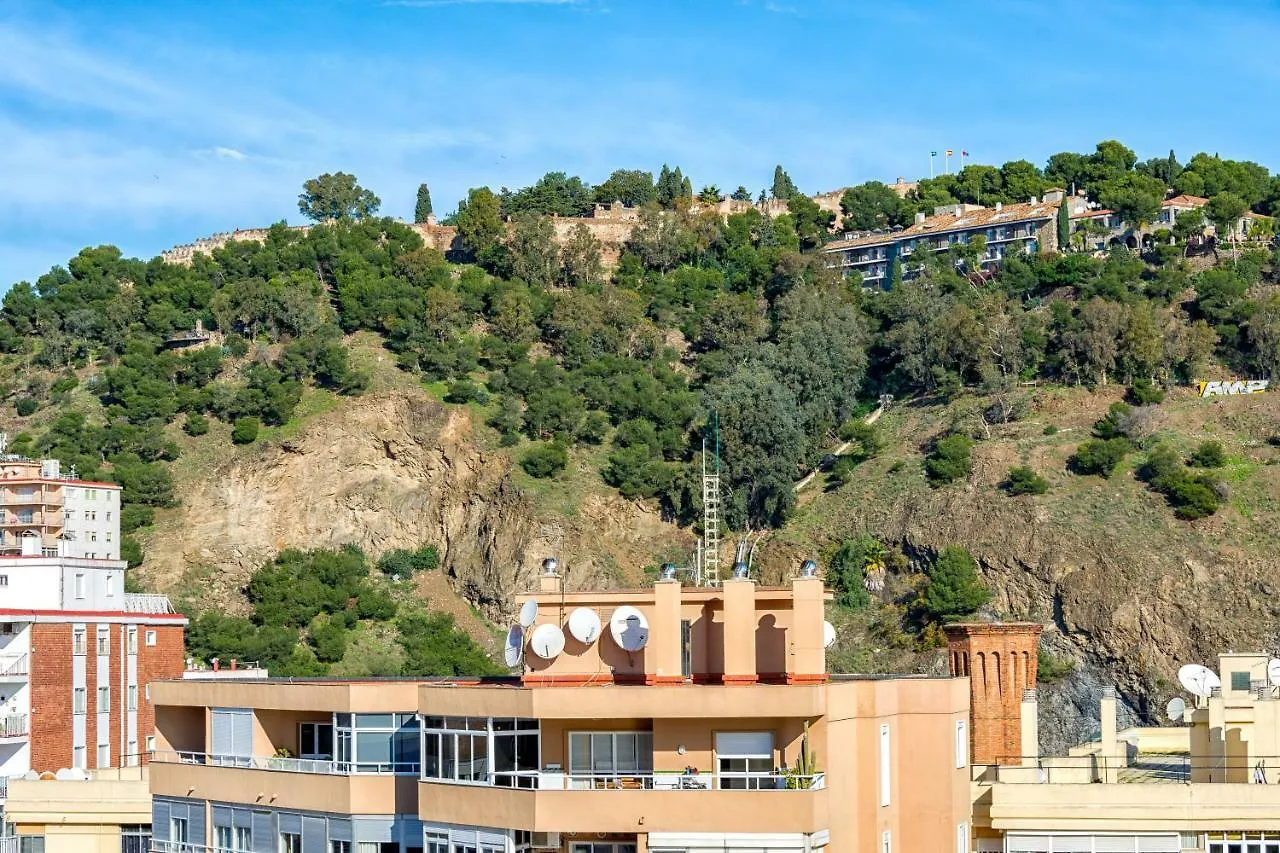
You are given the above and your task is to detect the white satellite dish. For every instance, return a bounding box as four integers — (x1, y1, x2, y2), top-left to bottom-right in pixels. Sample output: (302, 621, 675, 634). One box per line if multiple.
(503, 625, 524, 668)
(822, 620, 837, 649)
(529, 623, 566, 659)
(1165, 697, 1186, 723)
(1267, 659, 1280, 687)
(518, 599, 538, 629)
(609, 605, 650, 652)
(568, 607, 602, 644)
(1177, 663, 1221, 698)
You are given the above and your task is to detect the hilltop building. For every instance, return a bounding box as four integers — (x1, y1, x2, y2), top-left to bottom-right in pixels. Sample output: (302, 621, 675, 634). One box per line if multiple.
(146, 564, 974, 853)
(0, 451, 187, 849)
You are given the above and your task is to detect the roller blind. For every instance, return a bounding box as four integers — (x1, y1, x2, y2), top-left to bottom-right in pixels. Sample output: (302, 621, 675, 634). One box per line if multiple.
(212, 707, 252, 757)
(714, 732, 773, 756)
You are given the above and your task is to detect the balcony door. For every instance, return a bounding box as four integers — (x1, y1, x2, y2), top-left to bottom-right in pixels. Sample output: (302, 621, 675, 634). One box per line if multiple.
(211, 707, 253, 767)
(715, 731, 775, 789)
(567, 731, 653, 788)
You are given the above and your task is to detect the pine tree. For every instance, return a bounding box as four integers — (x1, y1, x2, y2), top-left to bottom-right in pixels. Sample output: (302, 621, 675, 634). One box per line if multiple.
(414, 183, 433, 223)
(1056, 197, 1070, 252)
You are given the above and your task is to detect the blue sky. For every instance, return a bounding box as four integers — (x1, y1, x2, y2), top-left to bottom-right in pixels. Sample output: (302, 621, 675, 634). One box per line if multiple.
(3, 0, 1280, 290)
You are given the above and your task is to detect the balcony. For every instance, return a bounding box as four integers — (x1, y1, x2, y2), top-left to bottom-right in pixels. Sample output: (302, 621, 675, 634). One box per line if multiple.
(0, 713, 28, 740)
(150, 753, 418, 816)
(419, 773, 828, 834)
(0, 654, 28, 680)
(124, 594, 177, 614)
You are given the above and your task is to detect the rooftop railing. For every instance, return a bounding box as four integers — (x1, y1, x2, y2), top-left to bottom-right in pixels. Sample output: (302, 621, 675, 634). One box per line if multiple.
(974, 755, 1280, 785)
(0, 714, 28, 739)
(124, 593, 177, 614)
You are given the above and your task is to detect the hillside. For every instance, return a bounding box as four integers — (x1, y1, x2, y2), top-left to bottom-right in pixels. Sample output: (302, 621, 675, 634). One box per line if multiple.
(2, 144, 1280, 738)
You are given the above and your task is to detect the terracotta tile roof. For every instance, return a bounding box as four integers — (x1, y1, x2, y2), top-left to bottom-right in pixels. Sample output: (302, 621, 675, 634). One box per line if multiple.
(1163, 194, 1208, 208)
(1070, 208, 1115, 220)
(824, 200, 1059, 252)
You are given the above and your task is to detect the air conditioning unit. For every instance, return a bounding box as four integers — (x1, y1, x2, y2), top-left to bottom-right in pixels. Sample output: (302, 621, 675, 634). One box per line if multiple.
(531, 833, 561, 849)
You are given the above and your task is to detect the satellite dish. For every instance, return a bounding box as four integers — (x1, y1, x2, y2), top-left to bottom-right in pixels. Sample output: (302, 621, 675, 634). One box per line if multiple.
(568, 607, 602, 644)
(503, 625, 524, 668)
(1267, 659, 1280, 687)
(518, 600, 538, 628)
(529, 623, 565, 659)
(609, 605, 650, 652)
(823, 621, 837, 649)
(1177, 663, 1221, 698)
(1165, 697, 1186, 723)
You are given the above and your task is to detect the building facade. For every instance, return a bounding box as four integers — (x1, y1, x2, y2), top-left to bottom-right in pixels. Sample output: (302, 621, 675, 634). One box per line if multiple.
(0, 456, 187, 850)
(147, 570, 973, 853)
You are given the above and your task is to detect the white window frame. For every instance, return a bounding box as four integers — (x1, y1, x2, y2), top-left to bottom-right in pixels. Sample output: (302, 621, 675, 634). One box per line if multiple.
(74, 573, 86, 599)
(955, 719, 967, 768)
(127, 627, 138, 655)
(97, 626, 110, 655)
(879, 723, 891, 806)
(98, 685, 110, 712)
(72, 628, 86, 655)
(956, 822, 968, 853)
(128, 684, 138, 711)
(567, 730, 654, 788)
(881, 830, 891, 853)
(73, 744, 86, 770)
(97, 742, 111, 768)
(106, 572, 115, 596)
(73, 687, 86, 714)
(145, 630, 157, 646)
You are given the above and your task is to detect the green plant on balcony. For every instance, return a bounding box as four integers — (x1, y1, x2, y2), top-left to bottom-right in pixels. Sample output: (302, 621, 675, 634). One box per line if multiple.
(267, 746, 296, 769)
(784, 721, 820, 789)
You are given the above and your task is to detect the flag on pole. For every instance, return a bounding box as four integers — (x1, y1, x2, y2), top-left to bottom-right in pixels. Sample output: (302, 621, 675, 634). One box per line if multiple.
(945, 150, 953, 156)
(962, 150, 969, 157)
(930, 151, 937, 157)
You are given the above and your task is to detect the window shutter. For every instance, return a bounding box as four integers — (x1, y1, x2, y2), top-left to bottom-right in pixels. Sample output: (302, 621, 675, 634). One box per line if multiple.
(234, 709, 252, 758)
(328, 819, 353, 843)
(253, 810, 274, 848)
(714, 732, 773, 756)
(212, 805, 233, 828)
(302, 815, 327, 852)
(188, 800, 206, 848)
(1004, 835, 1052, 852)
(279, 812, 303, 837)
(152, 800, 172, 841)
(1135, 836, 1180, 853)
(1053, 837, 1092, 852)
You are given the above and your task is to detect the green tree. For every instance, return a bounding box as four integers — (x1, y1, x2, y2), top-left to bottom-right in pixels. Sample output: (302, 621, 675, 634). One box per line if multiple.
(921, 546, 990, 622)
(698, 185, 722, 205)
(595, 169, 655, 207)
(377, 545, 440, 577)
(183, 412, 210, 436)
(231, 416, 260, 445)
(1206, 192, 1247, 244)
(414, 183, 434, 223)
(839, 182, 904, 231)
(730, 186, 753, 202)
(560, 223, 603, 288)
(397, 612, 501, 676)
(297, 172, 381, 221)
(1189, 440, 1225, 468)
(1098, 173, 1166, 238)
(925, 435, 973, 486)
(520, 442, 568, 478)
(827, 536, 876, 609)
(1070, 438, 1130, 477)
(1056, 197, 1070, 251)
(507, 212, 558, 289)
(454, 187, 504, 258)
(771, 165, 799, 200)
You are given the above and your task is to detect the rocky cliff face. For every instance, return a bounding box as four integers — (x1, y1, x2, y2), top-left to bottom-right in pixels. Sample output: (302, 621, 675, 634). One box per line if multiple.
(139, 391, 693, 633)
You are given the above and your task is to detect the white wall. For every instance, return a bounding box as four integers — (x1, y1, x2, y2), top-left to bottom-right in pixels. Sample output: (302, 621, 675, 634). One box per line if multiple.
(62, 486, 121, 561)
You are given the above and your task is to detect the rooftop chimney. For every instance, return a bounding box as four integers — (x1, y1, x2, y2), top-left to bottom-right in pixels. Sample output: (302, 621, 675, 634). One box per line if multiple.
(945, 622, 1043, 765)
(915, 211, 927, 224)
(538, 557, 562, 594)
(722, 572, 758, 684)
(995, 202, 1003, 212)
(650, 572, 683, 684)
(790, 562, 826, 682)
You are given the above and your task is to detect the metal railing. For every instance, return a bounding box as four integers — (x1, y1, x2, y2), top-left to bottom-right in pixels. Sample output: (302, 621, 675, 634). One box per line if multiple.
(0, 714, 28, 738)
(124, 593, 177, 614)
(492, 770, 825, 791)
(973, 755, 1280, 785)
(0, 774, 9, 799)
(0, 655, 27, 678)
(152, 750, 419, 775)
(0, 836, 22, 853)
(151, 843, 217, 853)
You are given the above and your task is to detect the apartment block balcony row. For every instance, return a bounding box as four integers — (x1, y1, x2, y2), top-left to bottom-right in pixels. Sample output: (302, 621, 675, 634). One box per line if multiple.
(0, 714, 28, 740)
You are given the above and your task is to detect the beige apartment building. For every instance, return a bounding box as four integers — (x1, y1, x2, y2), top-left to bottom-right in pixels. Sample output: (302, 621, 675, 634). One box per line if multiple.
(146, 567, 974, 853)
(1, 766, 151, 853)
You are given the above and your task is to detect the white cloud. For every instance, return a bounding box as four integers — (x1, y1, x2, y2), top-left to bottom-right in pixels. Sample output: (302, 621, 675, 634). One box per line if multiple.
(212, 147, 248, 161)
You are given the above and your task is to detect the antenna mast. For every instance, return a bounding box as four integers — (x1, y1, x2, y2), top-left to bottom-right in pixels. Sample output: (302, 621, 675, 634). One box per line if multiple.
(701, 411, 722, 587)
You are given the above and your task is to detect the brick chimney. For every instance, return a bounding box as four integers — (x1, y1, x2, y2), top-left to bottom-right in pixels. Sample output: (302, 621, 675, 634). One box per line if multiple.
(944, 622, 1043, 765)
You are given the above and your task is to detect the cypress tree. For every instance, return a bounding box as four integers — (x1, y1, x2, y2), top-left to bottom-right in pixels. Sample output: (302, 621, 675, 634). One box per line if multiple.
(414, 183, 433, 223)
(1056, 197, 1070, 252)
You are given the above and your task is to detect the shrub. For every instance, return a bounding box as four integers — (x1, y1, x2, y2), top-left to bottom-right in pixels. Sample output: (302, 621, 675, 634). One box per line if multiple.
(15, 397, 37, 416)
(921, 546, 990, 622)
(50, 374, 79, 395)
(1003, 466, 1048, 496)
(1091, 401, 1133, 440)
(120, 536, 145, 568)
(397, 612, 502, 676)
(309, 620, 349, 663)
(826, 537, 877, 610)
(231, 416, 260, 444)
(444, 379, 487, 404)
(1138, 444, 1223, 520)
(1189, 440, 1225, 468)
(183, 412, 210, 436)
(1070, 438, 1130, 477)
(377, 545, 440, 577)
(1037, 648, 1076, 682)
(520, 442, 568, 478)
(924, 435, 973, 486)
(1042, 424, 1058, 436)
(1167, 475, 1221, 520)
(1126, 378, 1165, 405)
(838, 420, 884, 462)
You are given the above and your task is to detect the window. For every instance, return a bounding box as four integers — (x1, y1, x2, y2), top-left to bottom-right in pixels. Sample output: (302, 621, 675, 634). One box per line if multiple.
(425, 834, 448, 853)
(97, 627, 110, 655)
(280, 831, 302, 853)
(567, 730, 653, 788)
(0, 575, 7, 587)
(98, 742, 111, 767)
(680, 619, 692, 678)
(75, 573, 86, 599)
(1231, 671, 1252, 691)
(74, 687, 87, 714)
(145, 630, 157, 646)
(146, 735, 157, 754)
(90, 532, 98, 542)
(170, 817, 188, 845)
(299, 722, 334, 759)
(120, 824, 151, 853)
(955, 719, 967, 768)
(571, 845, 636, 853)
(715, 732, 774, 789)
(956, 822, 968, 853)
(128, 685, 138, 711)
(331, 843, 353, 853)
(106, 532, 112, 542)
(879, 723, 891, 806)
(336, 712, 420, 774)
(216, 826, 234, 851)
(127, 627, 138, 655)
(212, 707, 254, 765)
(881, 831, 891, 853)
(106, 573, 115, 596)
(492, 717, 540, 788)
(18, 838, 45, 853)
(98, 685, 111, 711)
(73, 745, 86, 769)
(126, 740, 138, 766)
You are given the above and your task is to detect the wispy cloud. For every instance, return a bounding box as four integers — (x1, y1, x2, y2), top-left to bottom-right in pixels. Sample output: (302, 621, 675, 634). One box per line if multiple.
(212, 147, 248, 161)
(383, 0, 589, 7)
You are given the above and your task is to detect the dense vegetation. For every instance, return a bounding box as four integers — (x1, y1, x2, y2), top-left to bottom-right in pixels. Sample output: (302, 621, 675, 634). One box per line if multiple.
(184, 545, 497, 677)
(2, 139, 1279, 668)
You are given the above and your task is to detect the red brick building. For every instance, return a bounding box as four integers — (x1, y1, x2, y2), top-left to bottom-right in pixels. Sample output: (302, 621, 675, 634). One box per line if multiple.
(944, 621, 1043, 765)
